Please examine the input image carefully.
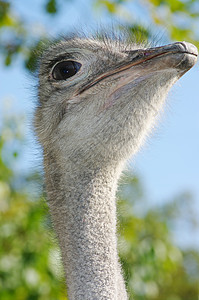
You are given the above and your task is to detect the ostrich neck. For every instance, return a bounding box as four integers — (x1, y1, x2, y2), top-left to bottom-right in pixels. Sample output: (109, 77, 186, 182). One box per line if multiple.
(44, 151, 127, 300)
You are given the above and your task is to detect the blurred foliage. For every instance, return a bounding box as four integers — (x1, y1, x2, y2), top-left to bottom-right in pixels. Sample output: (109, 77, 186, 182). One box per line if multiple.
(0, 0, 199, 71)
(0, 115, 199, 299)
(0, 116, 67, 299)
(95, 0, 199, 45)
(117, 175, 199, 299)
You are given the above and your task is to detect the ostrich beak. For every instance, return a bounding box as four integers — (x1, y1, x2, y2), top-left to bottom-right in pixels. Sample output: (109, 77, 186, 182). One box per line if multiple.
(78, 42, 198, 95)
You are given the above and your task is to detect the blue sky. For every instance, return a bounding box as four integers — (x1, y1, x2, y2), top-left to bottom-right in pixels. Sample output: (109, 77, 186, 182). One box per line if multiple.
(0, 0, 199, 247)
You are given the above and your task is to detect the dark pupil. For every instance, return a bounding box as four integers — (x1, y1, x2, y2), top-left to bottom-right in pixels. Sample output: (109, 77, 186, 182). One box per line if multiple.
(52, 61, 81, 80)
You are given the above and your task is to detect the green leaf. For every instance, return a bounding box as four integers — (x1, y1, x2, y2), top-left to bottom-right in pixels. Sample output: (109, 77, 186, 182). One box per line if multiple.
(127, 25, 151, 44)
(0, 1, 10, 20)
(4, 53, 11, 66)
(45, 0, 57, 14)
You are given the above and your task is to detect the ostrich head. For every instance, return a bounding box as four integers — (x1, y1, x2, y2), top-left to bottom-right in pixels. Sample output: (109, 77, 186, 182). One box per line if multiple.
(35, 36, 198, 166)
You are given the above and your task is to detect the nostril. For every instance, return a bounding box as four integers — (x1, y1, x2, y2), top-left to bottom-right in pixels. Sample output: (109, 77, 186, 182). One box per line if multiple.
(144, 52, 151, 56)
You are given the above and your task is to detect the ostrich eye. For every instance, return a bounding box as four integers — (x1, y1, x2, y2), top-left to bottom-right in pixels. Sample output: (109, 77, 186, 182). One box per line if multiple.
(52, 61, 82, 80)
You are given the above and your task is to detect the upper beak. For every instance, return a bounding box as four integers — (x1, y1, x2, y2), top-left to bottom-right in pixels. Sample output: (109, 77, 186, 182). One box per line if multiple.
(127, 41, 198, 68)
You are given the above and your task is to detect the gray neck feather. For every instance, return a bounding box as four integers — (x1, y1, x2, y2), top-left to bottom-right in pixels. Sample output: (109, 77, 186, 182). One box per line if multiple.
(44, 152, 127, 299)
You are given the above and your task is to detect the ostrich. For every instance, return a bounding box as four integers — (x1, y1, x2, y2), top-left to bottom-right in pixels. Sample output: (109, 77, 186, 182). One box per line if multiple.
(34, 34, 198, 299)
